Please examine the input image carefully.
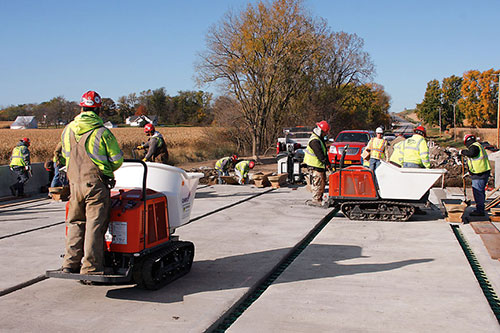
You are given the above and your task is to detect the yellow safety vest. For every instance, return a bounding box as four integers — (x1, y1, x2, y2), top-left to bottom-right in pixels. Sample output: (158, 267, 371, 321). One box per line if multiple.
(215, 157, 231, 171)
(368, 137, 387, 160)
(403, 134, 430, 168)
(235, 161, 250, 177)
(303, 133, 327, 169)
(466, 142, 491, 174)
(10, 145, 29, 167)
(389, 141, 404, 166)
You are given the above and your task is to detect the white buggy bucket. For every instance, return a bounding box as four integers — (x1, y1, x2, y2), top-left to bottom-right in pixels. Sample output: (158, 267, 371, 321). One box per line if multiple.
(114, 162, 204, 229)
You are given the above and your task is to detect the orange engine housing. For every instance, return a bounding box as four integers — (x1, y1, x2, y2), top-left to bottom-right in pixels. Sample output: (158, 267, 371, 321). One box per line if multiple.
(65, 188, 170, 254)
(328, 166, 378, 199)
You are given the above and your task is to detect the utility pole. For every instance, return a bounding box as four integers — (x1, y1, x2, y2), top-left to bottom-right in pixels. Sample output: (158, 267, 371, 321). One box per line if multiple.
(495, 74, 500, 147)
(453, 103, 456, 140)
(439, 106, 442, 137)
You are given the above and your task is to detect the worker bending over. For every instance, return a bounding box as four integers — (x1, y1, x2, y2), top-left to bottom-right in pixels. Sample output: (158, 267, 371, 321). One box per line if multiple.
(235, 160, 255, 184)
(365, 127, 388, 171)
(9, 137, 31, 197)
(137, 123, 168, 163)
(61, 90, 123, 275)
(304, 121, 331, 207)
(461, 134, 491, 216)
(215, 155, 238, 184)
(402, 126, 430, 168)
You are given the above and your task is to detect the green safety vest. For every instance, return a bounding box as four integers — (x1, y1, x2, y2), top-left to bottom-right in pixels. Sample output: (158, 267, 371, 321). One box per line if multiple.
(10, 145, 29, 167)
(61, 112, 123, 178)
(466, 142, 491, 174)
(215, 157, 231, 171)
(389, 141, 405, 166)
(403, 134, 430, 168)
(235, 161, 250, 177)
(303, 133, 327, 169)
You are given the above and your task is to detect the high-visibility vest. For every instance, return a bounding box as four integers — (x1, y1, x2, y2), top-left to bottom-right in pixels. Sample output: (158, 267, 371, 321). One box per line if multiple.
(403, 134, 430, 168)
(367, 137, 387, 160)
(235, 161, 250, 177)
(152, 131, 165, 148)
(389, 141, 404, 166)
(61, 112, 123, 178)
(215, 157, 231, 171)
(466, 142, 491, 174)
(10, 145, 29, 167)
(303, 133, 327, 169)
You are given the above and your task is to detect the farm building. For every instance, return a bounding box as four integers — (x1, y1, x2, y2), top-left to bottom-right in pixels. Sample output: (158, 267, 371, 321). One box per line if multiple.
(10, 116, 38, 129)
(126, 115, 158, 127)
(103, 121, 117, 129)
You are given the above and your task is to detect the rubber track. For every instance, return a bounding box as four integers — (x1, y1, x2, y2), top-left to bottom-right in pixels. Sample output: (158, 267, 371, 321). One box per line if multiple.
(341, 200, 414, 221)
(206, 208, 339, 333)
(451, 225, 500, 323)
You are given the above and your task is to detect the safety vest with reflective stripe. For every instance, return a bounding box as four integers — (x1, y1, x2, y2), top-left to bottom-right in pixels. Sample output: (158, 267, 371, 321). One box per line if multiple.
(403, 134, 430, 168)
(466, 142, 491, 174)
(152, 131, 164, 148)
(367, 137, 387, 160)
(389, 140, 405, 166)
(61, 116, 123, 178)
(215, 157, 231, 171)
(10, 144, 30, 167)
(235, 161, 250, 178)
(303, 133, 327, 169)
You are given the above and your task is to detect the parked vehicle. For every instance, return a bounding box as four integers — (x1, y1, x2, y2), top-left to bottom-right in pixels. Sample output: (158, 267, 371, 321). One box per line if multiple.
(328, 130, 374, 167)
(276, 126, 313, 155)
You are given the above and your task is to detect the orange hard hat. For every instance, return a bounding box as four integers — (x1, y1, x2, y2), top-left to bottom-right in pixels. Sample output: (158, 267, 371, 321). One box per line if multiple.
(316, 120, 330, 133)
(79, 90, 102, 108)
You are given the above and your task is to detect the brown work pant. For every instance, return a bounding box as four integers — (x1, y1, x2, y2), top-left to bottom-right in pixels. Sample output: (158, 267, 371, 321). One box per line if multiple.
(309, 168, 326, 202)
(62, 181, 110, 274)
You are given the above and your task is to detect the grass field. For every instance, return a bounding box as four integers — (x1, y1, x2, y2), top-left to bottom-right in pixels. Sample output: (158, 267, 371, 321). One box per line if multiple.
(0, 126, 236, 166)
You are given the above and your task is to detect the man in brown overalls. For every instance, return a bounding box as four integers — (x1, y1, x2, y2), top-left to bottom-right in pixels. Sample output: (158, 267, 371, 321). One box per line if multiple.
(60, 91, 123, 275)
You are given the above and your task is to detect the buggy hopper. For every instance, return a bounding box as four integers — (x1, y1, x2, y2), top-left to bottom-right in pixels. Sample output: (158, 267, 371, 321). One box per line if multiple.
(328, 160, 446, 221)
(46, 160, 203, 290)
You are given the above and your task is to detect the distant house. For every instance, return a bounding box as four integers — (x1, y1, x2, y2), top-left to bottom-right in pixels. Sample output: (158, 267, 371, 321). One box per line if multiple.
(10, 116, 38, 129)
(103, 121, 117, 129)
(126, 115, 158, 127)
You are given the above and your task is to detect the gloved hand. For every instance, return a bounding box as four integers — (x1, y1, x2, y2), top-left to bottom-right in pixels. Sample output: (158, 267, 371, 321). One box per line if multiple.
(136, 145, 144, 150)
(459, 149, 463, 156)
(142, 158, 147, 162)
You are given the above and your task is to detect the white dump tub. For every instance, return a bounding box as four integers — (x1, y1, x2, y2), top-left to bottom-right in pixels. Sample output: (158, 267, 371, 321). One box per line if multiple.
(375, 161, 446, 200)
(114, 162, 204, 229)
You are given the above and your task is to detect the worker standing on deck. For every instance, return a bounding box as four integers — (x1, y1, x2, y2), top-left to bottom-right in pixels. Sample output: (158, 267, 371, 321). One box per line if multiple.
(365, 127, 388, 171)
(136, 123, 169, 164)
(235, 160, 255, 184)
(389, 140, 405, 167)
(461, 134, 491, 216)
(9, 137, 31, 197)
(215, 155, 238, 184)
(60, 90, 123, 275)
(303, 121, 331, 207)
(402, 126, 430, 168)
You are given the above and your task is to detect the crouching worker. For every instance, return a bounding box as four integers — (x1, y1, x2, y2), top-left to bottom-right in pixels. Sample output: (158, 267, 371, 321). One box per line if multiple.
(235, 160, 255, 184)
(137, 123, 168, 164)
(215, 155, 238, 184)
(461, 134, 491, 217)
(60, 90, 123, 275)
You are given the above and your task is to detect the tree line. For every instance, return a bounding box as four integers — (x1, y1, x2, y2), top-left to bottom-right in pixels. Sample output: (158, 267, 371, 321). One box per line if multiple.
(416, 68, 500, 131)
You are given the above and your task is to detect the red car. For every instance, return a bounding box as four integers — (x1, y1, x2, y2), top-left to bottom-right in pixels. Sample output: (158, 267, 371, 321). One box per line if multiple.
(328, 130, 374, 167)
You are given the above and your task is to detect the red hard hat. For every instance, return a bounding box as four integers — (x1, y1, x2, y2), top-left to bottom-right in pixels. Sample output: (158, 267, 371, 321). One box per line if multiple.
(464, 134, 476, 145)
(316, 120, 330, 133)
(414, 125, 426, 137)
(79, 90, 102, 108)
(144, 123, 155, 133)
(22, 137, 30, 146)
(249, 161, 255, 169)
(232, 154, 238, 162)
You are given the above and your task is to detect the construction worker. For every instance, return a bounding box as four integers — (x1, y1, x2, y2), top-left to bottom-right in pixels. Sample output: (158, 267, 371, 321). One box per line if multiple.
(9, 137, 31, 197)
(303, 120, 331, 207)
(136, 123, 168, 164)
(365, 127, 388, 171)
(389, 140, 405, 167)
(387, 132, 406, 158)
(60, 90, 123, 275)
(461, 134, 491, 216)
(215, 155, 238, 184)
(235, 160, 255, 184)
(51, 142, 67, 188)
(402, 126, 430, 168)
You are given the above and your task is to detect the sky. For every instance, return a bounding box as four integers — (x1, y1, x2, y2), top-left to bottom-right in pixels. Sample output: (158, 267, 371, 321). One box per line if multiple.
(1, 0, 499, 113)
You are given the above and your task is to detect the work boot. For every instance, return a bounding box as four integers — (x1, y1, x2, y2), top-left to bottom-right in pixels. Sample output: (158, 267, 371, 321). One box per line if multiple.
(305, 200, 324, 207)
(469, 210, 485, 217)
(9, 185, 16, 197)
(62, 267, 80, 274)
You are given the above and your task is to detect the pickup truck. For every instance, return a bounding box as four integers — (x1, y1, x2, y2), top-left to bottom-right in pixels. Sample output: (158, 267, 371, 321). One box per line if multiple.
(276, 126, 313, 154)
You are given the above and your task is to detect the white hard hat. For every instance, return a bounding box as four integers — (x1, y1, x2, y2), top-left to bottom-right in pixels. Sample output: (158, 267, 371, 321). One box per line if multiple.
(376, 127, 383, 134)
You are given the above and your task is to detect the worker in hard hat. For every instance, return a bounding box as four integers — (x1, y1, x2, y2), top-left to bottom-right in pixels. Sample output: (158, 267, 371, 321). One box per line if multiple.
(136, 123, 169, 164)
(235, 160, 255, 184)
(9, 137, 31, 197)
(460, 134, 491, 216)
(303, 120, 331, 207)
(389, 140, 405, 167)
(365, 127, 388, 171)
(402, 126, 430, 168)
(60, 90, 123, 275)
(215, 155, 238, 184)
(387, 132, 406, 158)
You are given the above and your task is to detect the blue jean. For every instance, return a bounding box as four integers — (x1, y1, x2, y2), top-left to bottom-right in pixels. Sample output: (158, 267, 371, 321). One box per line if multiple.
(10, 166, 29, 196)
(403, 162, 423, 168)
(217, 169, 229, 184)
(471, 171, 490, 213)
(369, 158, 381, 171)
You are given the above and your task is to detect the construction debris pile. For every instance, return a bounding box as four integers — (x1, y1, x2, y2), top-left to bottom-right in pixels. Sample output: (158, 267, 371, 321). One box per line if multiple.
(185, 167, 218, 184)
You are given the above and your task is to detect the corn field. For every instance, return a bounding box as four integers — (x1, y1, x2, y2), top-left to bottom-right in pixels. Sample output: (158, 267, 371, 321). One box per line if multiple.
(0, 126, 237, 166)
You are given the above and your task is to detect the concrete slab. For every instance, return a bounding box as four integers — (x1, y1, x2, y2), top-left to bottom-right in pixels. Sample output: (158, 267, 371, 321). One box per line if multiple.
(229, 220, 500, 332)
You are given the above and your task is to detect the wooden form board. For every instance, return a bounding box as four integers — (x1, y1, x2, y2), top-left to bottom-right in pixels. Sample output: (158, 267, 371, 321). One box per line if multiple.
(479, 234, 500, 259)
(470, 221, 500, 234)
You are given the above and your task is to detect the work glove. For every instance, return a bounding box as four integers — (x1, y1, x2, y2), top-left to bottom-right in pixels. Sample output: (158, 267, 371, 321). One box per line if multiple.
(136, 145, 144, 150)
(142, 158, 147, 162)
